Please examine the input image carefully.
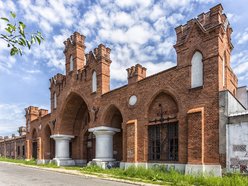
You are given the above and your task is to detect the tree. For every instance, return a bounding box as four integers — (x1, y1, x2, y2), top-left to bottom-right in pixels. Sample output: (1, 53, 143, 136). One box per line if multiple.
(0, 12, 44, 56)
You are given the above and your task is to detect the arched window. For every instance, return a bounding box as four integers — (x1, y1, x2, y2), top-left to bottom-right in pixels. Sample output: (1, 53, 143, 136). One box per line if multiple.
(223, 54, 226, 87)
(92, 71, 97, 92)
(70, 55, 73, 71)
(53, 92, 57, 109)
(191, 51, 203, 88)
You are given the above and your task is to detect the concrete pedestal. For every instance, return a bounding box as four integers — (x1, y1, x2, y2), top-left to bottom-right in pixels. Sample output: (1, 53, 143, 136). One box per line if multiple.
(88, 126, 120, 168)
(51, 134, 75, 166)
(185, 164, 222, 177)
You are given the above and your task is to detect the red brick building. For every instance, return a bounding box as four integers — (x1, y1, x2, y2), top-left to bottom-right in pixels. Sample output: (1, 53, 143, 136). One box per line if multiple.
(22, 4, 243, 176)
(0, 127, 26, 159)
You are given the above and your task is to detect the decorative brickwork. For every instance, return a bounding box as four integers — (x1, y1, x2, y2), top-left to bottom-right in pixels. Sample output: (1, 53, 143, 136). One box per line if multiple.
(0, 4, 239, 175)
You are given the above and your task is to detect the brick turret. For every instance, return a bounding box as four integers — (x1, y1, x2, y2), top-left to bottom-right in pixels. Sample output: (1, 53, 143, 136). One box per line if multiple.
(94, 44, 112, 94)
(64, 32, 86, 75)
(127, 64, 147, 84)
(174, 3, 237, 94)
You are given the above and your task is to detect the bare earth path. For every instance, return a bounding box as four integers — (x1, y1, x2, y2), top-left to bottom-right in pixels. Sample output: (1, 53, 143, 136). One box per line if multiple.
(0, 162, 135, 186)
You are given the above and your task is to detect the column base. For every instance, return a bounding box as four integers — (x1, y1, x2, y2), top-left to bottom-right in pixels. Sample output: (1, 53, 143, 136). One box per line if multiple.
(52, 158, 75, 166)
(89, 159, 120, 169)
(185, 164, 222, 177)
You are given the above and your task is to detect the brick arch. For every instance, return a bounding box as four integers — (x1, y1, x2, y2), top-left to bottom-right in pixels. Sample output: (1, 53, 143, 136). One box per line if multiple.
(101, 104, 123, 161)
(43, 124, 55, 159)
(102, 104, 123, 128)
(189, 49, 204, 62)
(145, 89, 181, 119)
(148, 92, 178, 121)
(57, 92, 90, 136)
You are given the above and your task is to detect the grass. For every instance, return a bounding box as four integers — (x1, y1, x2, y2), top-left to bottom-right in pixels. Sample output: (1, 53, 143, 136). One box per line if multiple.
(0, 157, 59, 168)
(1, 157, 248, 186)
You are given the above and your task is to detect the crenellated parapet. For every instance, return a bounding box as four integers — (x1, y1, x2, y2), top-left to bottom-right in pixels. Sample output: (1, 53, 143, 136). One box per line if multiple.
(175, 4, 232, 48)
(93, 44, 112, 63)
(63, 32, 86, 53)
(49, 73, 66, 91)
(127, 64, 147, 84)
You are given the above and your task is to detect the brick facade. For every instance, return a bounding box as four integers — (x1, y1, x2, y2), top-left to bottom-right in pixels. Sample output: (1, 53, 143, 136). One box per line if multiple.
(2, 4, 240, 175)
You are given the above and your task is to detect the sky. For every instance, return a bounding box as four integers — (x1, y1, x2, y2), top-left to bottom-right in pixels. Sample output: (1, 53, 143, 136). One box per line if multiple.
(0, 0, 248, 136)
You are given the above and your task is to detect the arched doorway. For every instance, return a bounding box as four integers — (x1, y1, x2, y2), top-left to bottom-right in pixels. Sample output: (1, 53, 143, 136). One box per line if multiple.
(103, 105, 123, 161)
(44, 125, 55, 160)
(59, 93, 90, 161)
(148, 92, 179, 162)
(31, 129, 38, 159)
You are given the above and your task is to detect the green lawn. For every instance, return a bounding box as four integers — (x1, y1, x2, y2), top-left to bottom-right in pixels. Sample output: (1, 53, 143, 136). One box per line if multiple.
(1, 157, 248, 186)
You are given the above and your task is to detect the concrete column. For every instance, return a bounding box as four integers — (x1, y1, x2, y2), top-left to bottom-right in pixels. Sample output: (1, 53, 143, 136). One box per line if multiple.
(50, 134, 75, 166)
(89, 126, 120, 162)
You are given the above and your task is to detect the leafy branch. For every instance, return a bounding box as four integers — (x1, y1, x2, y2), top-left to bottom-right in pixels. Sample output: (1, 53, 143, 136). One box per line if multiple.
(0, 11, 44, 56)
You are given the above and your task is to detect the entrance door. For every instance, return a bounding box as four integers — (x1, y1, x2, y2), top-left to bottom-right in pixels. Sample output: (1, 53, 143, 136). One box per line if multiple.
(32, 142, 37, 159)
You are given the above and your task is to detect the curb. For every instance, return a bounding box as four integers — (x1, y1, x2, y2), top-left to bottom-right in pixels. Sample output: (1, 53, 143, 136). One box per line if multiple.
(0, 161, 161, 186)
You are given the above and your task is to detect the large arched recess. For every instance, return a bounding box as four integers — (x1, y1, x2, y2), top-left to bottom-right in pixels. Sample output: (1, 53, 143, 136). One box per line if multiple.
(59, 92, 90, 160)
(43, 125, 55, 160)
(31, 128, 38, 159)
(103, 105, 123, 161)
(147, 91, 179, 162)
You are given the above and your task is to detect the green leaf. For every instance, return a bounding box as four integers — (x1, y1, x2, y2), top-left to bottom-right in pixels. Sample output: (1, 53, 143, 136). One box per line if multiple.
(26, 40, 31, 49)
(31, 35, 36, 44)
(10, 47, 18, 56)
(10, 11, 16, 18)
(0, 17, 9, 22)
(5, 27, 12, 34)
(19, 38, 26, 46)
(35, 35, 41, 44)
(7, 23, 16, 31)
(19, 22, 26, 37)
(18, 48, 22, 56)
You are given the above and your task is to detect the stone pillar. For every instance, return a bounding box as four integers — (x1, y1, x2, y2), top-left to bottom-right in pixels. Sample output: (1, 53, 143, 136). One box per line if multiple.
(88, 126, 120, 162)
(51, 134, 75, 166)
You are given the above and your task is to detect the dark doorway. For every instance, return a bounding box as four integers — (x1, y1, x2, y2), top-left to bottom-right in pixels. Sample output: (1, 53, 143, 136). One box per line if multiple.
(85, 132, 95, 162)
(32, 141, 37, 159)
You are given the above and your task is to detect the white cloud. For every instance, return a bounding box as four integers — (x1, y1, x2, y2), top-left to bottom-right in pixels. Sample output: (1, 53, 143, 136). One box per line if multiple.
(236, 28, 248, 45)
(115, 0, 152, 8)
(0, 103, 25, 136)
(145, 61, 176, 76)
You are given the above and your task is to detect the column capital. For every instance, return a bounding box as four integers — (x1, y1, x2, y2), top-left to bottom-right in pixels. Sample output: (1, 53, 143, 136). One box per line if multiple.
(50, 134, 74, 140)
(88, 126, 120, 133)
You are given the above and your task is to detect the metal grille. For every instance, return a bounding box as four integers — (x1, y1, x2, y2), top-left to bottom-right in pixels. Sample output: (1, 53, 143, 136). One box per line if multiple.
(148, 122, 178, 161)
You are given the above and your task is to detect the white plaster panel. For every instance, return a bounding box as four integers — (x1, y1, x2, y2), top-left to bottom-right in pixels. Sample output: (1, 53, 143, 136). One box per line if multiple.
(227, 123, 248, 172)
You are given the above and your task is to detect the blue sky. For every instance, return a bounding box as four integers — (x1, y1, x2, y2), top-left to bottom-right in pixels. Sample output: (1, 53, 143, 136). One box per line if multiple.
(0, 0, 248, 136)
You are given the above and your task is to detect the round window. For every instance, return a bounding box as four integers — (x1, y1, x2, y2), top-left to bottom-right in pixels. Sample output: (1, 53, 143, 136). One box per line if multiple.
(129, 95, 137, 106)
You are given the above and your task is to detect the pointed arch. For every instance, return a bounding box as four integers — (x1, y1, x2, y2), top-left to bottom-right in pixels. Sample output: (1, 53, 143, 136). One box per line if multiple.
(147, 91, 179, 161)
(102, 104, 123, 161)
(43, 124, 55, 159)
(191, 51, 203, 88)
(92, 71, 97, 92)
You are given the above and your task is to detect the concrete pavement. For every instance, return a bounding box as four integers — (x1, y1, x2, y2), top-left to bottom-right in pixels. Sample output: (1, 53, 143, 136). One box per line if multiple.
(0, 161, 136, 186)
